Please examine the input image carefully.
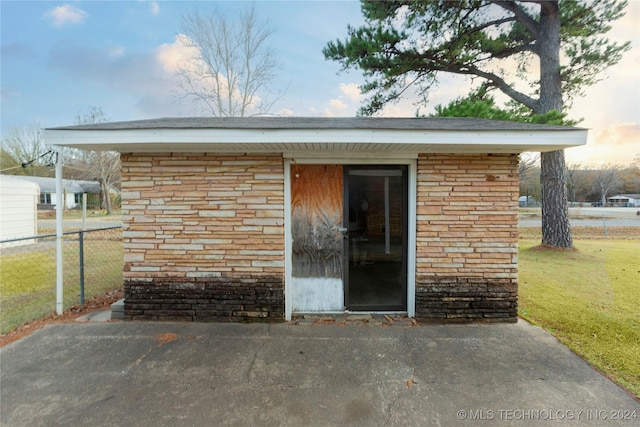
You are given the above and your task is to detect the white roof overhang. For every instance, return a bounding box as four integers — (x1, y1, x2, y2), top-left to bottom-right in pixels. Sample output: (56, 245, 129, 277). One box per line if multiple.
(44, 118, 587, 155)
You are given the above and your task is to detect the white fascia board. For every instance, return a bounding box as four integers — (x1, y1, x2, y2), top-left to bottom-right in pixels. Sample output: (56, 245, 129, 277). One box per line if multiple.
(45, 127, 587, 153)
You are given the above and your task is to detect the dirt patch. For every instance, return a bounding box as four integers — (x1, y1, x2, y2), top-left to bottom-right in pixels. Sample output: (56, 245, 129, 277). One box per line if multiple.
(0, 289, 123, 348)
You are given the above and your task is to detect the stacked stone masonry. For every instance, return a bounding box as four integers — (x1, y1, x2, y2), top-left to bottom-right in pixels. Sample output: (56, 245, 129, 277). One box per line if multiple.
(121, 153, 285, 321)
(415, 153, 519, 322)
(120, 152, 519, 322)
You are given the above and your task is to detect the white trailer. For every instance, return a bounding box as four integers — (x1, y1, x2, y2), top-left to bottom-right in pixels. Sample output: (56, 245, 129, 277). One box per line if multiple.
(0, 175, 39, 248)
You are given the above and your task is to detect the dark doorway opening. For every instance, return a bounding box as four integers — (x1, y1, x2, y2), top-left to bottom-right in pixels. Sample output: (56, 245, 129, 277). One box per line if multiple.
(344, 166, 408, 311)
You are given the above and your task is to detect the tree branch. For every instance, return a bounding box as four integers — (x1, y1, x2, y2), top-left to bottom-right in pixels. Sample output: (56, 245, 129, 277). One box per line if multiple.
(461, 64, 539, 110)
(396, 48, 539, 110)
(459, 16, 518, 39)
(491, 42, 538, 58)
(492, 1, 540, 37)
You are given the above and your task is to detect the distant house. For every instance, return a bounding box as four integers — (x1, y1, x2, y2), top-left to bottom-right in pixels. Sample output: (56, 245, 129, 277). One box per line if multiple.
(518, 196, 537, 207)
(607, 194, 640, 207)
(11, 176, 101, 210)
(0, 175, 39, 247)
(45, 117, 587, 323)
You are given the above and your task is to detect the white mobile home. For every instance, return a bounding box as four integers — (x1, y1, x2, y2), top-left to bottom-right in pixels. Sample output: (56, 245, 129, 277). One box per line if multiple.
(0, 175, 39, 247)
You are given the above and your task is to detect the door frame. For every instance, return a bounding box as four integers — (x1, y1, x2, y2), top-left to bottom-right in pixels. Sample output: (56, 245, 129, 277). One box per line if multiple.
(343, 165, 408, 311)
(284, 156, 417, 320)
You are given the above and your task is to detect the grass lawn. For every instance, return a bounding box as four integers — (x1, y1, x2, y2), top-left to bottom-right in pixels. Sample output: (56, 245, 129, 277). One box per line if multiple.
(518, 239, 640, 398)
(0, 235, 123, 334)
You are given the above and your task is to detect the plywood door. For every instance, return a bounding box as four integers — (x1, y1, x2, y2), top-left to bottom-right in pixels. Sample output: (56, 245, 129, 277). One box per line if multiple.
(290, 164, 344, 311)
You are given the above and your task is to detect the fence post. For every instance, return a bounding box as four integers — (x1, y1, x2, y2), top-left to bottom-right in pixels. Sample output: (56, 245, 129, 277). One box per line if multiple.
(82, 193, 87, 231)
(55, 149, 64, 315)
(80, 193, 87, 305)
(79, 230, 85, 305)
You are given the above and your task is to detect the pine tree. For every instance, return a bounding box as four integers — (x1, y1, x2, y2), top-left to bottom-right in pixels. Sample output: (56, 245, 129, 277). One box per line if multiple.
(324, 0, 630, 248)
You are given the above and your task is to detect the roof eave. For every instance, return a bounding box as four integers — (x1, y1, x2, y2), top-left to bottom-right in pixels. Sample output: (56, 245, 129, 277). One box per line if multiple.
(44, 127, 588, 154)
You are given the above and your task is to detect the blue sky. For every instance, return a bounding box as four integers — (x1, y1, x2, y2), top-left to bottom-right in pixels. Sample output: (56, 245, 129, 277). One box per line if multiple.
(1, 0, 639, 166)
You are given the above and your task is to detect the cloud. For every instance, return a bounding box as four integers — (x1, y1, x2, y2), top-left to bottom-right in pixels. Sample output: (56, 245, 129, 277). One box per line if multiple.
(46, 39, 196, 118)
(318, 82, 364, 116)
(339, 83, 363, 103)
(140, 0, 160, 16)
(592, 123, 640, 147)
(150, 1, 160, 16)
(109, 46, 125, 59)
(48, 42, 157, 88)
(378, 102, 416, 117)
(567, 123, 640, 166)
(565, 1, 639, 131)
(47, 36, 193, 104)
(327, 98, 348, 113)
(1, 86, 21, 103)
(322, 99, 348, 117)
(156, 34, 199, 74)
(1, 42, 35, 60)
(277, 108, 293, 117)
(44, 4, 88, 27)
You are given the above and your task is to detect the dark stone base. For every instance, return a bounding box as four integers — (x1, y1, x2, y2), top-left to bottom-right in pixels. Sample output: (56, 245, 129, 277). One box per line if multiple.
(415, 276, 517, 323)
(123, 275, 284, 322)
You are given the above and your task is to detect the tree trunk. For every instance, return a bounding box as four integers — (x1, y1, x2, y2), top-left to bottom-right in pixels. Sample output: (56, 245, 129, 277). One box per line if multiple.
(100, 180, 112, 215)
(541, 150, 572, 248)
(537, 2, 573, 249)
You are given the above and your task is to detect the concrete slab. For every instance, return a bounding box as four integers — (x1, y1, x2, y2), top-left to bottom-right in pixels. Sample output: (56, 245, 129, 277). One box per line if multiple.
(1, 320, 637, 426)
(110, 298, 125, 320)
(75, 310, 112, 323)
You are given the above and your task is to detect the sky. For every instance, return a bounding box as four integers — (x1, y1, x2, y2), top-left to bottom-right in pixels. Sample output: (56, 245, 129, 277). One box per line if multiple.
(1, 0, 639, 167)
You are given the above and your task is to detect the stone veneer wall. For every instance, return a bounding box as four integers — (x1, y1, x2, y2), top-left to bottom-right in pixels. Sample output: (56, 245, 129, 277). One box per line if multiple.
(120, 151, 519, 323)
(120, 153, 285, 321)
(415, 153, 519, 322)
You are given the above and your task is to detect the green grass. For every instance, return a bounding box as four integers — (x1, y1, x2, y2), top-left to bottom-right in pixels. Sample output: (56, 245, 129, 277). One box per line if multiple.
(0, 236, 123, 334)
(519, 239, 640, 398)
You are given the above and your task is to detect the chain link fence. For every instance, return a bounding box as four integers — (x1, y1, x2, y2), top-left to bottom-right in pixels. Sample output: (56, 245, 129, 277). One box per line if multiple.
(1, 215, 123, 334)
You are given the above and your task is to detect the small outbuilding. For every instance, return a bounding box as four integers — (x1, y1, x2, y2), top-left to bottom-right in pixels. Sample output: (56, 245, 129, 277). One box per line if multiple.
(45, 117, 586, 322)
(0, 174, 39, 247)
(607, 194, 640, 207)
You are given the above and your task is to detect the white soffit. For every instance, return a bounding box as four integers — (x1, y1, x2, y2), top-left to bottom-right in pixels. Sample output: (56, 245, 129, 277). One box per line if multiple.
(45, 127, 587, 154)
